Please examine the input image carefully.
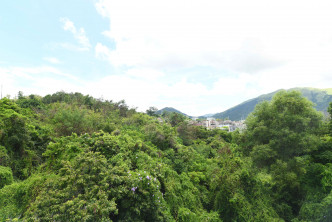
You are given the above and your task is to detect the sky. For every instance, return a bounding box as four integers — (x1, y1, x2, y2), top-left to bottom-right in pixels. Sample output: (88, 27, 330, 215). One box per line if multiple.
(1, 0, 332, 116)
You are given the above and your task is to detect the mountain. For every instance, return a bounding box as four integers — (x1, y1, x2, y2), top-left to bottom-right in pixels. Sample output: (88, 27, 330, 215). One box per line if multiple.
(201, 113, 215, 118)
(156, 107, 189, 117)
(213, 87, 332, 121)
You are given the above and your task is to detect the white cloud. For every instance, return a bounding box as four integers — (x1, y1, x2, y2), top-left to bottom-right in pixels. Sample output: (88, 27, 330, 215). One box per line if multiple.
(95, 43, 111, 60)
(9, 66, 78, 80)
(94, 0, 332, 72)
(2, 61, 331, 116)
(86, 74, 163, 110)
(60, 17, 91, 51)
(43, 57, 61, 64)
(85, 72, 212, 114)
(4, 1, 332, 116)
(90, 0, 332, 115)
(0, 66, 82, 98)
(0, 72, 16, 98)
(0, 65, 222, 115)
(126, 68, 164, 80)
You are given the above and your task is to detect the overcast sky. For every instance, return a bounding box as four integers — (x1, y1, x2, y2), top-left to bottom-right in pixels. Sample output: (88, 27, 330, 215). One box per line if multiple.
(1, 0, 332, 116)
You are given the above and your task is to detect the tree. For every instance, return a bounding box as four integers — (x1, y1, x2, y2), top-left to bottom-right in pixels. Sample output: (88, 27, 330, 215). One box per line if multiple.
(146, 106, 159, 117)
(161, 112, 186, 127)
(246, 90, 323, 162)
(0, 98, 33, 178)
(16, 94, 44, 110)
(25, 152, 117, 221)
(0, 166, 13, 188)
(328, 102, 332, 135)
(245, 90, 323, 219)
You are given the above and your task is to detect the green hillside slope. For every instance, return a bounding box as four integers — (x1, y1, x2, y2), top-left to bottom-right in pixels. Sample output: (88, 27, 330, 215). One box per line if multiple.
(213, 87, 332, 120)
(156, 107, 189, 117)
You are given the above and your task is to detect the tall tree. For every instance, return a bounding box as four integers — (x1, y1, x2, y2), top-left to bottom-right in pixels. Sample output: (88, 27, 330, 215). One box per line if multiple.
(246, 90, 323, 162)
(146, 106, 158, 117)
(245, 90, 323, 220)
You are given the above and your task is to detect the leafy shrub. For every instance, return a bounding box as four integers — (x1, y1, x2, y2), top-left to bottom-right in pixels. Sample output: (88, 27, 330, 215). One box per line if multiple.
(0, 166, 13, 188)
(0, 173, 48, 220)
(0, 145, 9, 166)
(25, 152, 117, 221)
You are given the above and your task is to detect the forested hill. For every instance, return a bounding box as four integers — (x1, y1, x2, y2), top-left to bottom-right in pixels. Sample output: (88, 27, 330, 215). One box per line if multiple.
(1, 90, 332, 221)
(213, 87, 332, 120)
(156, 107, 189, 117)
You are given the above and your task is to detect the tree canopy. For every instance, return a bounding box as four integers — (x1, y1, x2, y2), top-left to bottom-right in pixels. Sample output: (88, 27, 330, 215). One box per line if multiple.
(246, 90, 323, 161)
(0, 91, 331, 221)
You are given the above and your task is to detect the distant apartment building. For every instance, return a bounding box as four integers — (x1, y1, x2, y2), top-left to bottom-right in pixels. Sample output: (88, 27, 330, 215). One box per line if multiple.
(218, 120, 246, 132)
(206, 118, 218, 129)
(190, 117, 246, 132)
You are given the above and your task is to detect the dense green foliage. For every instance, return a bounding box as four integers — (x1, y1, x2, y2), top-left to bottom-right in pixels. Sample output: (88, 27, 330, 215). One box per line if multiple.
(0, 90, 331, 221)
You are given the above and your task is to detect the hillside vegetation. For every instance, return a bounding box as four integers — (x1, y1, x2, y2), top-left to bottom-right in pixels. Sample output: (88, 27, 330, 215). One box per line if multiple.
(156, 107, 189, 117)
(0, 90, 332, 221)
(213, 87, 332, 120)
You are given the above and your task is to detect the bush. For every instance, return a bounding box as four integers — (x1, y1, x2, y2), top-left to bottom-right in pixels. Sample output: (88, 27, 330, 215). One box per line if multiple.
(0, 166, 13, 188)
(0, 173, 48, 220)
(25, 152, 117, 221)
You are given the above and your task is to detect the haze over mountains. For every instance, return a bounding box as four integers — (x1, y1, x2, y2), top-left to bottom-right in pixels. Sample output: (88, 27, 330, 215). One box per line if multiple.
(158, 87, 332, 120)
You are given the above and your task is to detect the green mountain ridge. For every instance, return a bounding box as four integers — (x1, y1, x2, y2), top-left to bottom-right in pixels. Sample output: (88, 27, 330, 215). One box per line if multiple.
(156, 107, 190, 117)
(159, 88, 332, 121)
(213, 87, 332, 120)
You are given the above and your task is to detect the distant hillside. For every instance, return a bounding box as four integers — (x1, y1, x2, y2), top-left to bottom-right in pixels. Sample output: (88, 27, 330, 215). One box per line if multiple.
(201, 113, 215, 118)
(156, 107, 189, 117)
(213, 87, 332, 121)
